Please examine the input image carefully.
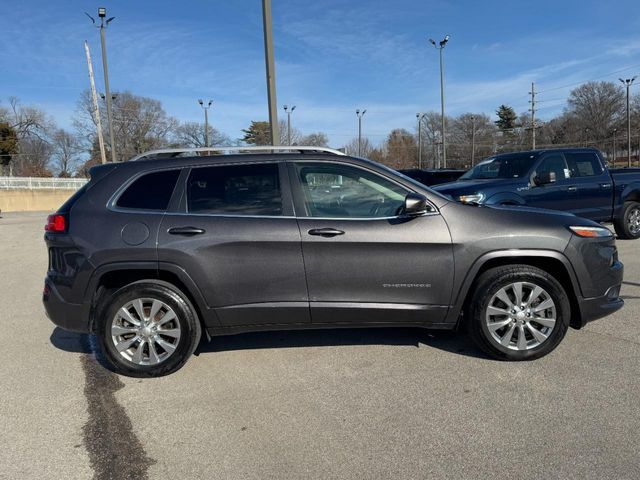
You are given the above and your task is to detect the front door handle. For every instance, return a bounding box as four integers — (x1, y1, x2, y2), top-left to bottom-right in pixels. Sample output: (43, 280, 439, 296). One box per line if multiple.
(600, 183, 612, 189)
(567, 186, 577, 192)
(168, 226, 206, 236)
(308, 228, 345, 237)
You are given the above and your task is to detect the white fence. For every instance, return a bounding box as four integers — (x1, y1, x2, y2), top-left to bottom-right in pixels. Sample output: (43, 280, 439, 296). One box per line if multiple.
(0, 176, 88, 190)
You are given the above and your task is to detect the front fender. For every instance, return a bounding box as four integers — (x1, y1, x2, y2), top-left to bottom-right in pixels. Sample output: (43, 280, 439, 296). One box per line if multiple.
(444, 249, 581, 326)
(484, 192, 526, 206)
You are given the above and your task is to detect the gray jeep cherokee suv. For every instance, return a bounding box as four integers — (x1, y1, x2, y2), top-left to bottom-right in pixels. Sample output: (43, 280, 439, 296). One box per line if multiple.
(43, 147, 624, 377)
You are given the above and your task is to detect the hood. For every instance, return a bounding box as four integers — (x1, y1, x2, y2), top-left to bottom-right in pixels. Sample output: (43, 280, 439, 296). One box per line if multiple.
(433, 178, 526, 196)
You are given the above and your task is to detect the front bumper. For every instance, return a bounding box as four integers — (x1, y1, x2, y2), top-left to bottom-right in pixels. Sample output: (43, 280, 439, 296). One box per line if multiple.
(43, 278, 91, 333)
(573, 262, 624, 328)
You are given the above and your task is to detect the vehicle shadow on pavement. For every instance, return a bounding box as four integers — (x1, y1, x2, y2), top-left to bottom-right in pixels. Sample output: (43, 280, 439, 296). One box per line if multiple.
(195, 327, 487, 359)
(49, 326, 487, 361)
(50, 327, 92, 354)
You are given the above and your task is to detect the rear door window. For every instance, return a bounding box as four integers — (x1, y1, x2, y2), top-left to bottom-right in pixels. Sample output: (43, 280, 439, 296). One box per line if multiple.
(565, 152, 603, 177)
(116, 169, 181, 210)
(186, 163, 283, 216)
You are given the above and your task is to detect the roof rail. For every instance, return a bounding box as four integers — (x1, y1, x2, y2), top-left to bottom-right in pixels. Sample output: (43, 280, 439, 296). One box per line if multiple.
(130, 146, 347, 161)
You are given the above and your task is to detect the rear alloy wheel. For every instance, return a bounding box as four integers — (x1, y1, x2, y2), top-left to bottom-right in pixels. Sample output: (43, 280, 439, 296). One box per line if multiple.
(614, 201, 640, 240)
(111, 298, 182, 366)
(467, 265, 570, 360)
(98, 281, 201, 377)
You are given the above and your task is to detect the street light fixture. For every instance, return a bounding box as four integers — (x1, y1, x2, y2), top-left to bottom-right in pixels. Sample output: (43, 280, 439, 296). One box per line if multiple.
(86, 7, 117, 162)
(283, 105, 296, 146)
(198, 99, 213, 147)
(429, 34, 450, 168)
(620, 77, 637, 167)
(356, 109, 367, 156)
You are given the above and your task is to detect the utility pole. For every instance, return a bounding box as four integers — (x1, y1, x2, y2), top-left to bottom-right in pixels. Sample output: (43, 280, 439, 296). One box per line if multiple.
(620, 77, 636, 167)
(83, 41, 107, 164)
(416, 113, 425, 169)
(283, 105, 296, 145)
(471, 115, 476, 166)
(613, 128, 617, 166)
(261, 0, 279, 146)
(86, 8, 117, 162)
(429, 35, 450, 168)
(356, 109, 366, 156)
(198, 100, 213, 147)
(529, 82, 536, 150)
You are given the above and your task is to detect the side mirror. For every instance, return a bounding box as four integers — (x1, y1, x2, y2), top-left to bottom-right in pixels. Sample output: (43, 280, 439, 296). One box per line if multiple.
(534, 171, 556, 186)
(403, 192, 429, 216)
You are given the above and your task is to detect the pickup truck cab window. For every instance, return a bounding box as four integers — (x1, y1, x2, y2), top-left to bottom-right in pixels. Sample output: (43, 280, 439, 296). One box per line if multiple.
(565, 152, 604, 177)
(536, 153, 571, 181)
(294, 162, 408, 218)
(459, 153, 537, 180)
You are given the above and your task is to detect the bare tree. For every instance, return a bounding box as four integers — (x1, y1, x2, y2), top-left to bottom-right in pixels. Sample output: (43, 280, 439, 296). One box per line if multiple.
(300, 132, 329, 147)
(51, 129, 83, 177)
(74, 90, 178, 161)
(0, 97, 55, 175)
(342, 137, 374, 157)
(173, 121, 230, 148)
(384, 129, 417, 169)
(565, 81, 625, 143)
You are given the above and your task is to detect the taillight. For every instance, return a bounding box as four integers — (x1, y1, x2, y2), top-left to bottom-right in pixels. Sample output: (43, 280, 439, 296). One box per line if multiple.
(45, 214, 67, 233)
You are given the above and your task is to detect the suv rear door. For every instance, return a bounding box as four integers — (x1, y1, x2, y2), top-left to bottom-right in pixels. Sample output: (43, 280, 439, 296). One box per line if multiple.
(289, 160, 453, 326)
(157, 160, 309, 328)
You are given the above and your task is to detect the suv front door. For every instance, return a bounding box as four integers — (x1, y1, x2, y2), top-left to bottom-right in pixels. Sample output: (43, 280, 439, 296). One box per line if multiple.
(290, 160, 453, 326)
(158, 161, 309, 328)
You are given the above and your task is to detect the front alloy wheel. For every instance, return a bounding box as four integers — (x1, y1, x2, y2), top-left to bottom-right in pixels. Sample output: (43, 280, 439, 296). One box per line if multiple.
(467, 265, 570, 361)
(485, 282, 556, 351)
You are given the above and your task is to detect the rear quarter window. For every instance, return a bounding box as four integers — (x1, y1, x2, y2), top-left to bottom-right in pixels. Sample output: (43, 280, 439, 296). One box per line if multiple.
(565, 152, 603, 177)
(116, 169, 181, 210)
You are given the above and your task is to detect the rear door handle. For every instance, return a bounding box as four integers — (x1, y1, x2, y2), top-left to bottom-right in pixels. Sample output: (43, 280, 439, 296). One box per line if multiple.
(600, 183, 612, 189)
(168, 226, 206, 236)
(308, 228, 345, 237)
(567, 186, 577, 192)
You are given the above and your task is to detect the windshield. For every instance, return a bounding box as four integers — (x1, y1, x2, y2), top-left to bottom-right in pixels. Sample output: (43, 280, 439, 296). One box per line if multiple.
(459, 153, 538, 180)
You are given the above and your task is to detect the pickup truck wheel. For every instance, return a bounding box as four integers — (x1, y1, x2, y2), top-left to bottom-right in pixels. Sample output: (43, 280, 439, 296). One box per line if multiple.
(97, 281, 201, 377)
(614, 201, 640, 239)
(467, 265, 570, 361)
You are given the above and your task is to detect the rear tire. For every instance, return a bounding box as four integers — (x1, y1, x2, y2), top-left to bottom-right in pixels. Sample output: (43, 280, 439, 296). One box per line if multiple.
(467, 265, 570, 361)
(613, 201, 640, 240)
(97, 281, 201, 377)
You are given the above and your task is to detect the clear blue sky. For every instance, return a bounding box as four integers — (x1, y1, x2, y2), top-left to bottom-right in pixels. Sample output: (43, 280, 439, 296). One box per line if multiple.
(1, 0, 639, 146)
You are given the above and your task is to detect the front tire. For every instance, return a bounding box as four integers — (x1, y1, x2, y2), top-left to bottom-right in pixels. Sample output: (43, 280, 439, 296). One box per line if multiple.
(97, 281, 201, 377)
(614, 201, 640, 240)
(467, 265, 570, 361)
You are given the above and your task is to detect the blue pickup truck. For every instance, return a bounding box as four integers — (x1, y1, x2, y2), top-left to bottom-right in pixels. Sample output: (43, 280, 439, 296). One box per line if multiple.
(433, 148, 640, 239)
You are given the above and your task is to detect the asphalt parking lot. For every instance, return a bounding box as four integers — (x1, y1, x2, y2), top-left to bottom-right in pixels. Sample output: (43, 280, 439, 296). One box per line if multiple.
(1, 211, 639, 480)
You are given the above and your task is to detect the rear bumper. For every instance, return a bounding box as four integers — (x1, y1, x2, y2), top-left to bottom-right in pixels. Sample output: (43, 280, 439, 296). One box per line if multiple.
(43, 277, 91, 333)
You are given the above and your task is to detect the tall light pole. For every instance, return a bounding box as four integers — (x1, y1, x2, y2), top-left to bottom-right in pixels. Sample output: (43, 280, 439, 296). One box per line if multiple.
(86, 8, 117, 162)
(198, 99, 213, 147)
(471, 115, 477, 166)
(613, 128, 618, 166)
(429, 35, 450, 168)
(283, 105, 296, 145)
(620, 77, 636, 167)
(416, 113, 425, 169)
(356, 109, 366, 156)
(262, 0, 279, 145)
